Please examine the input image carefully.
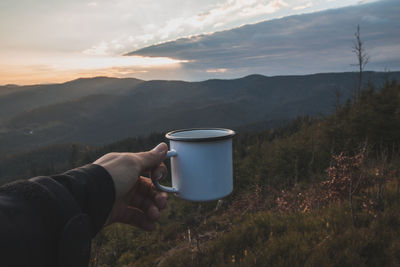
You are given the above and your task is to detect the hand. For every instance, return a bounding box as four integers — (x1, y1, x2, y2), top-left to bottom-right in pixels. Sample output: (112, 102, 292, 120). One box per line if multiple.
(94, 143, 169, 231)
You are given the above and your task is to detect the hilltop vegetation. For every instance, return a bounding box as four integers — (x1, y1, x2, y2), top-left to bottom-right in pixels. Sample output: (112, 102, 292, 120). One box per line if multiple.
(1, 79, 399, 266)
(85, 80, 400, 266)
(1, 72, 399, 154)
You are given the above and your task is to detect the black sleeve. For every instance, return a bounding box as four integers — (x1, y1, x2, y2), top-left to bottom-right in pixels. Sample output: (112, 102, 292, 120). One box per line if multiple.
(0, 164, 115, 267)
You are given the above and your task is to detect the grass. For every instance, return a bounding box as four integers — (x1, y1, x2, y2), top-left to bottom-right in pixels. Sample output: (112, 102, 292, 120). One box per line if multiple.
(143, 180, 400, 267)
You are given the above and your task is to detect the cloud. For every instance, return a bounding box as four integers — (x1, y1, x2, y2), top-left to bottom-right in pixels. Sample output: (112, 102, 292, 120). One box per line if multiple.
(357, 0, 377, 3)
(87, 2, 98, 7)
(240, 0, 289, 17)
(292, 2, 313, 11)
(83, 41, 110, 56)
(128, 0, 400, 79)
(82, 0, 290, 56)
(0, 51, 188, 85)
(156, 0, 289, 39)
(361, 15, 389, 24)
(206, 68, 228, 73)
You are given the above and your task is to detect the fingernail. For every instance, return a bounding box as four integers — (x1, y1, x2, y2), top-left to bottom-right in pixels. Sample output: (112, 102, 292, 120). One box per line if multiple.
(152, 143, 167, 154)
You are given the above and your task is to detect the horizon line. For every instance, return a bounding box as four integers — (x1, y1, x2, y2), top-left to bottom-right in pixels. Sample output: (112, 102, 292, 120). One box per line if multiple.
(2, 70, 398, 87)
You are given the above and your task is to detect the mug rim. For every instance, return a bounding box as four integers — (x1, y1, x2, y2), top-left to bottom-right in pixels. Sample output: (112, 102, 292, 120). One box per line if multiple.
(165, 128, 236, 142)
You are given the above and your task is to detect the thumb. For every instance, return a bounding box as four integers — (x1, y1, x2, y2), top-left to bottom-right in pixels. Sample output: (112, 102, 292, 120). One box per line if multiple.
(138, 143, 168, 171)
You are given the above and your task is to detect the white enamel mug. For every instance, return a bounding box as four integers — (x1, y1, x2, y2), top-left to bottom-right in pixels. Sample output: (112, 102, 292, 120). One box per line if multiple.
(152, 128, 235, 201)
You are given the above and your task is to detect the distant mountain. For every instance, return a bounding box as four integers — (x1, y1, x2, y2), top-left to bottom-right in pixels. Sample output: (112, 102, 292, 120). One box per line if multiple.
(0, 77, 143, 122)
(126, 0, 400, 80)
(0, 71, 399, 153)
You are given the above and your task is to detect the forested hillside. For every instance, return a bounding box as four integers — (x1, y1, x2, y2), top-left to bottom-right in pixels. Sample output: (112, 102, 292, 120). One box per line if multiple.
(87, 80, 400, 266)
(2, 79, 399, 266)
(1, 72, 399, 153)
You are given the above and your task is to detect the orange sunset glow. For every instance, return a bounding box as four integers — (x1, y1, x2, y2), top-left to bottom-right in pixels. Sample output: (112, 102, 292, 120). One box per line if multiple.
(0, 0, 376, 85)
(0, 51, 187, 85)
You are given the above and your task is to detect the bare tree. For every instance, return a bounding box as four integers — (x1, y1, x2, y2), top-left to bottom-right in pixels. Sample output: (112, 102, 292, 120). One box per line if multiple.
(352, 24, 369, 101)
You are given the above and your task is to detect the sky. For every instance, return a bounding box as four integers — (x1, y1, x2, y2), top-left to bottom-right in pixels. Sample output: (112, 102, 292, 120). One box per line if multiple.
(128, 0, 399, 80)
(0, 0, 389, 85)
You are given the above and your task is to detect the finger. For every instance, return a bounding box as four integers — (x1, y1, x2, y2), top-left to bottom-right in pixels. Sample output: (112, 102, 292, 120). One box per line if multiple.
(127, 177, 158, 210)
(154, 192, 168, 210)
(128, 191, 156, 213)
(146, 205, 161, 220)
(126, 177, 168, 217)
(129, 190, 167, 212)
(128, 193, 161, 220)
(151, 163, 168, 181)
(118, 207, 156, 231)
(133, 176, 158, 200)
(136, 143, 168, 172)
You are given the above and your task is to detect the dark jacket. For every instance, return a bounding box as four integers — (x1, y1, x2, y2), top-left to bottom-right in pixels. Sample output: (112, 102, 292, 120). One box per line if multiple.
(0, 164, 115, 267)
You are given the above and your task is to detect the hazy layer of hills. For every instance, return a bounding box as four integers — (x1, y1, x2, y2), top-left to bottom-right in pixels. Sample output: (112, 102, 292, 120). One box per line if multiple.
(0, 77, 143, 121)
(0, 71, 399, 153)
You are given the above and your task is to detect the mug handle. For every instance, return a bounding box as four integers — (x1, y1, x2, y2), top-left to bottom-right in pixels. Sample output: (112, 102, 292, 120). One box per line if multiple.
(151, 150, 178, 193)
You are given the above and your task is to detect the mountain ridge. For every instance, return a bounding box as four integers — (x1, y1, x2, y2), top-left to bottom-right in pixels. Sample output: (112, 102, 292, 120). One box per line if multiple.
(1, 71, 399, 154)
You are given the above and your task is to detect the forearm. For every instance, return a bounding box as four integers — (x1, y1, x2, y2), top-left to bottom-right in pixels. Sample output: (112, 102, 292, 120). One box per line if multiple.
(0, 164, 115, 267)
(50, 164, 115, 236)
